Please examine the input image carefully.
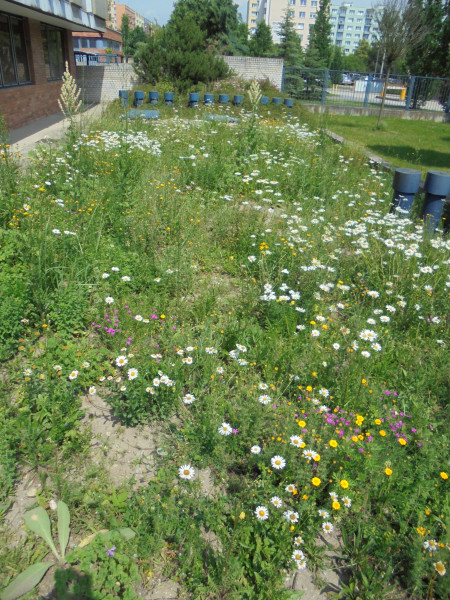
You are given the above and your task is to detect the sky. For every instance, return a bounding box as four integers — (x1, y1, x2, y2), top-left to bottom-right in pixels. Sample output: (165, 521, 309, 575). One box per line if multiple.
(125, 0, 376, 26)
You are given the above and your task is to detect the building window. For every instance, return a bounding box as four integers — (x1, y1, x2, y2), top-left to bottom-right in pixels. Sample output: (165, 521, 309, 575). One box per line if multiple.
(299, 11, 305, 18)
(41, 24, 65, 80)
(288, 10, 295, 17)
(298, 23, 304, 29)
(310, 13, 316, 18)
(0, 12, 31, 88)
(311, 1, 317, 5)
(289, 0, 296, 4)
(300, 0, 307, 6)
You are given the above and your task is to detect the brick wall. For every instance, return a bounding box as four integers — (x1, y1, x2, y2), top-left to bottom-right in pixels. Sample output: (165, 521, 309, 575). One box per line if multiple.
(75, 63, 141, 103)
(221, 57, 284, 90)
(0, 18, 76, 131)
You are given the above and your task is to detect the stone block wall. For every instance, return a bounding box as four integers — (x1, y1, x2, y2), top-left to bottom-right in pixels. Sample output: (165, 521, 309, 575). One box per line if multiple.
(221, 57, 284, 90)
(75, 63, 141, 104)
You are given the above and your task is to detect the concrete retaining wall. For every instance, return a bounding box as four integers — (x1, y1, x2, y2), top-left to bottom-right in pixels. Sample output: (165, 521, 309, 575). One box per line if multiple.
(304, 104, 449, 123)
(222, 56, 284, 90)
(75, 64, 141, 104)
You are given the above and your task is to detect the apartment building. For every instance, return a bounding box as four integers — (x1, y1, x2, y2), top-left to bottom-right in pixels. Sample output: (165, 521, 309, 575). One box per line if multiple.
(330, 2, 381, 54)
(107, 1, 151, 33)
(247, 0, 320, 49)
(0, 0, 107, 130)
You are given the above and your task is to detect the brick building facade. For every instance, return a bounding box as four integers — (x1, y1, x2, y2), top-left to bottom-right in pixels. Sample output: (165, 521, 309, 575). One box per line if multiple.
(0, 0, 107, 131)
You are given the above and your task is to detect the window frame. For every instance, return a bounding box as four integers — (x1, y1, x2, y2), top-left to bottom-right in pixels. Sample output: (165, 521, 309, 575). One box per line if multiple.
(41, 23, 66, 81)
(0, 11, 31, 88)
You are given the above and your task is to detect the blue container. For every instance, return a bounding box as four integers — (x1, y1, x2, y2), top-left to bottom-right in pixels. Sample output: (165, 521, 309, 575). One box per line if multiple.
(149, 91, 159, 105)
(164, 92, 174, 106)
(134, 91, 144, 106)
(219, 94, 229, 104)
(204, 94, 214, 105)
(390, 168, 422, 217)
(118, 90, 129, 107)
(233, 95, 243, 106)
(260, 96, 269, 105)
(421, 170, 450, 232)
(189, 92, 199, 108)
(272, 97, 282, 105)
(284, 98, 294, 108)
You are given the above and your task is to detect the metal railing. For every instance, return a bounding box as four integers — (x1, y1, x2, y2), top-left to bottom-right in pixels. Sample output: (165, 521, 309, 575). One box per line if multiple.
(74, 52, 124, 65)
(282, 68, 450, 113)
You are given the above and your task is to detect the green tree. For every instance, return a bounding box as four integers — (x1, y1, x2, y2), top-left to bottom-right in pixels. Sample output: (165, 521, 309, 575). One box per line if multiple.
(250, 21, 273, 57)
(374, 0, 428, 125)
(165, 13, 229, 90)
(128, 26, 148, 57)
(133, 28, 165, 84)
(121, 14, 130, 62)
(278, 11, 303, 66)
(308, 0, 332, 67)
(226, 21, 251, 56)
(407, 0, 450, 77)
(169, 0, 240, 49)
(329, 46, 344, 83)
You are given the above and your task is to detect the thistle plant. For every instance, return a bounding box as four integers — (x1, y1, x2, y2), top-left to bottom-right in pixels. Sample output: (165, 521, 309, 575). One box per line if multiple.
(58, 62, 82, 120)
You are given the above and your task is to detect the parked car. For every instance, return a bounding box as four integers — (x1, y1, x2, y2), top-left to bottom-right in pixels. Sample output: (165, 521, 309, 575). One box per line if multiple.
(341, 74, 353, 85)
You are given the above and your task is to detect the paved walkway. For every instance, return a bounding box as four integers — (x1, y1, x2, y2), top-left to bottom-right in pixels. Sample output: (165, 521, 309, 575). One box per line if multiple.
(9, 104, 104, 161)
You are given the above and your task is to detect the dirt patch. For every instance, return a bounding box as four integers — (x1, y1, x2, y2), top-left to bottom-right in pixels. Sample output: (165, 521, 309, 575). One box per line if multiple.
(285, 529, 345, 599)
(81, 395, 160, 487)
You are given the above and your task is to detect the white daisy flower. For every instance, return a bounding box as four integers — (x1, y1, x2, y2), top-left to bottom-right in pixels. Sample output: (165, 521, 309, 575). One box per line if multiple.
(183, 393, 196, 405)
(271, 455, 286, 470)
(127, 368, 138, 380)
(179, 464, 195, 480)
(322, 522, 334, 534)
(218, 422, 232, 436)
(255, 506, 269, 520)
(271, 496, 283, 508)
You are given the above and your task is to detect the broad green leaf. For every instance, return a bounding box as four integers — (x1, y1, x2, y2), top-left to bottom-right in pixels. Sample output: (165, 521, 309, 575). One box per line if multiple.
(23, 507, 60, 560)
(0, 561, 54, 600)
(57, 501, 70, 559)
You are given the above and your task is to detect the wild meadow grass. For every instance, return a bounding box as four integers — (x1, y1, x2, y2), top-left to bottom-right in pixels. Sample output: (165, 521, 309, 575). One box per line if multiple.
(0, 90, 448, 600)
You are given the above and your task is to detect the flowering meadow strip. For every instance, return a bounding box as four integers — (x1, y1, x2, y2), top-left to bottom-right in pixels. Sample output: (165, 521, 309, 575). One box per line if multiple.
(0, 100, 448, 600)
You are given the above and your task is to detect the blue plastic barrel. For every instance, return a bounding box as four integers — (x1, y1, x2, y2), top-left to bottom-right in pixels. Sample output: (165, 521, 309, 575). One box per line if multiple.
(284, 98, 294, 108)
(189, 93, 199, 108)
(272, 97, 282, 105)
(119, 90, 129, 107)
(260, 96, 269, 105)
(204, 94, 214, 105)
(134, 91, 144, 106)
(233, 95, 243, 106)
(421, 171, 450, 232)
(149, 91, 159, 105)
(219, 94, 229, 104)
(164, 92, 174, 106)
(390, 168, 422, 217)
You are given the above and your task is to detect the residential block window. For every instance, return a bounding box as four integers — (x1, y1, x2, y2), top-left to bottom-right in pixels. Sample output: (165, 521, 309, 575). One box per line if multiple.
(289, 0, 296, 5)
(0, 12, 30, 87)
(288, 10, 295, 17)
(41, 24, 65, 80)
(300, 0, 307, 5)
(299, 11, 305, 18)
(298, 23, 304, 29)
(311, 1, 318, 5)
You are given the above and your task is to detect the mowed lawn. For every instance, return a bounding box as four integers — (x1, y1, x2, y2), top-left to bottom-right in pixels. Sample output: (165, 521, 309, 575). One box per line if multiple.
(308, 113, 450, 175)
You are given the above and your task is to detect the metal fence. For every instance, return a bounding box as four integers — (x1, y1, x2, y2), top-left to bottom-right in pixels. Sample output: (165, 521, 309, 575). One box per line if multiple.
(74, 52, 124, 65)
(282, 68, 450, 113)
